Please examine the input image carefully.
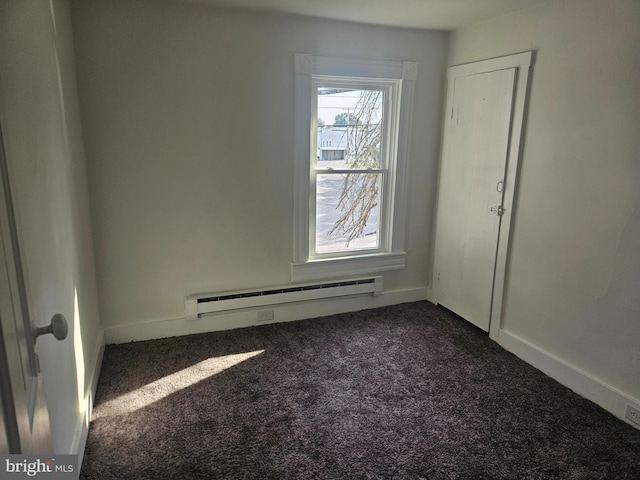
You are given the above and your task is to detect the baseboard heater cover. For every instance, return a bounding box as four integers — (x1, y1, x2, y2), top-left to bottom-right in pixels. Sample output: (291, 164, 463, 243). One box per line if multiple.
(185, 276, 382, 320)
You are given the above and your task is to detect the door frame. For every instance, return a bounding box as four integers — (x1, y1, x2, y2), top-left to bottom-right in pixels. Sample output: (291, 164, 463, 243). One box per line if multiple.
(431, 51, 533, 340)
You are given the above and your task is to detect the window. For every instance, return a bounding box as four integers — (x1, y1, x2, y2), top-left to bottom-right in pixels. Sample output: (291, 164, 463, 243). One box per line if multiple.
(293, 54, 417, 281)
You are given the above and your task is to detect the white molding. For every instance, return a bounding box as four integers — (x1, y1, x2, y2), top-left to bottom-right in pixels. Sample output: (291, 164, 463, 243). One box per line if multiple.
(292, 54, 313, 263)
(402, 62, 418, 81)
(431, 51, 533, 339)
(498, 329, 640, 430)
(448, 51, 533, 79)
(292, 252, 405, 282)
(294, 53, 313, 75)
(292, 53, 417, 275)
(313, 55, 404, 78)
(71, 329, 105, 463)
(391, 67, 416, 252)
(104, 287, 428, 345)
(488, 52, 532, 340)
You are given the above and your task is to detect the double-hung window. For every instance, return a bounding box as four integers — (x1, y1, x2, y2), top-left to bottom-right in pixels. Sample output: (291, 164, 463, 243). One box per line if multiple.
(292, 54, 417, 281)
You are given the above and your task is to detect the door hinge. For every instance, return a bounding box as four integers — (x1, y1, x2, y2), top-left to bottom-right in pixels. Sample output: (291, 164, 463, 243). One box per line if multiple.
(490, 205, 505, 216)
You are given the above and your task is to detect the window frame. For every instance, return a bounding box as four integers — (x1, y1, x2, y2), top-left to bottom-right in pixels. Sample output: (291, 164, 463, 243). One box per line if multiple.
(312, 78, 396, 259)
(292, 54, 417, 282)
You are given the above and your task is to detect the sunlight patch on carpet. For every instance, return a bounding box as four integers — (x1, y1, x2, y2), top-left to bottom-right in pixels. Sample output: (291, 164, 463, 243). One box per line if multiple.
(95, 350, 265, 417)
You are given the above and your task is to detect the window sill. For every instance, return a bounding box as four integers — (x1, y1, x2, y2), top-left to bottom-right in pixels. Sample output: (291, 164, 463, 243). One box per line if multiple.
(291, 252, 406, 282)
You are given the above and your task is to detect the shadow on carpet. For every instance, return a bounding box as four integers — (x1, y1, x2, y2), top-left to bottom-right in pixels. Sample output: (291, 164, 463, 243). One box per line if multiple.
(80, 301, 640, 479)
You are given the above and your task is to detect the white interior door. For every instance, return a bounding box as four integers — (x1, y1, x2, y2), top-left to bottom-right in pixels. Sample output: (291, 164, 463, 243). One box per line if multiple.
(432, 68, 516, 331)
(0, 126, 53, 454)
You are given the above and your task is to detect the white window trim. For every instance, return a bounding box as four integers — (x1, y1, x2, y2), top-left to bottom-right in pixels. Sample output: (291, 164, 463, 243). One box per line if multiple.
(292, 54, 417, 282)
(311, 77, 398, 260)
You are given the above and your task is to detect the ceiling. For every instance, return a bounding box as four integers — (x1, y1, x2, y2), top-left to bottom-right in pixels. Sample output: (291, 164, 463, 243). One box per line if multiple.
(180, 0, 547, 30)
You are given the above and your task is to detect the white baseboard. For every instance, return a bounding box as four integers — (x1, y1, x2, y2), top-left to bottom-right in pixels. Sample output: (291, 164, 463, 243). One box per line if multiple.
(498, 329, 640, 430)
(104, 287, 428, 345)
(71, 329, 105, 465)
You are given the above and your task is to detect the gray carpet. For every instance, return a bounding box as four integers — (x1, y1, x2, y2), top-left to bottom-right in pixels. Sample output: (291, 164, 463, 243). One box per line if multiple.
(80, 301, 640, 479)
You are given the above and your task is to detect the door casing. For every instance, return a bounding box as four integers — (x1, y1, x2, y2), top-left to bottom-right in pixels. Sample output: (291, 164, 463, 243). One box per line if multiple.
(430, 51, 533, 339)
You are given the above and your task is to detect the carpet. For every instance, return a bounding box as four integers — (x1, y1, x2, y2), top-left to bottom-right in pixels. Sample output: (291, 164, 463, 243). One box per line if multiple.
(80, 301, 640, 479)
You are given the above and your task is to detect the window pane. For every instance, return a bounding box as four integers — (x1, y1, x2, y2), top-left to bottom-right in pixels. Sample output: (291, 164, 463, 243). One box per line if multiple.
(315, 172, 381, 254)
(317, 88, 384, 170)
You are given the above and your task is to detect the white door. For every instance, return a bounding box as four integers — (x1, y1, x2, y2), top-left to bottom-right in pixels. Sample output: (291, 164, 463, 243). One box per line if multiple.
(432, 68, 516, 331)
(0, 124, 63, 453)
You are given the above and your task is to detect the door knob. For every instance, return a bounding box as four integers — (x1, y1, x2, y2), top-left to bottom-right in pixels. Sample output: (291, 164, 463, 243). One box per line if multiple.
(33, 313, 68, 342)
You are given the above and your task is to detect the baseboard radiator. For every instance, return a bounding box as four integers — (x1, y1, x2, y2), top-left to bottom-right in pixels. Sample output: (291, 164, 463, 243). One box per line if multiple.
(185, 276, 382, 320)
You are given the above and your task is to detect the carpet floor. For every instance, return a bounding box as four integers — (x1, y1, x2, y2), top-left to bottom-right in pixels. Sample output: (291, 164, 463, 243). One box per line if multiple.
(80, 301, 640, 479)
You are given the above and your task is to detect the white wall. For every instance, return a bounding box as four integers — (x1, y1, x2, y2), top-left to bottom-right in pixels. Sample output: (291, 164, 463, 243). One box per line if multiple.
(70, 0, 448, 332)
(0, 0, 103, 453)
(448, 0, 640, 417)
